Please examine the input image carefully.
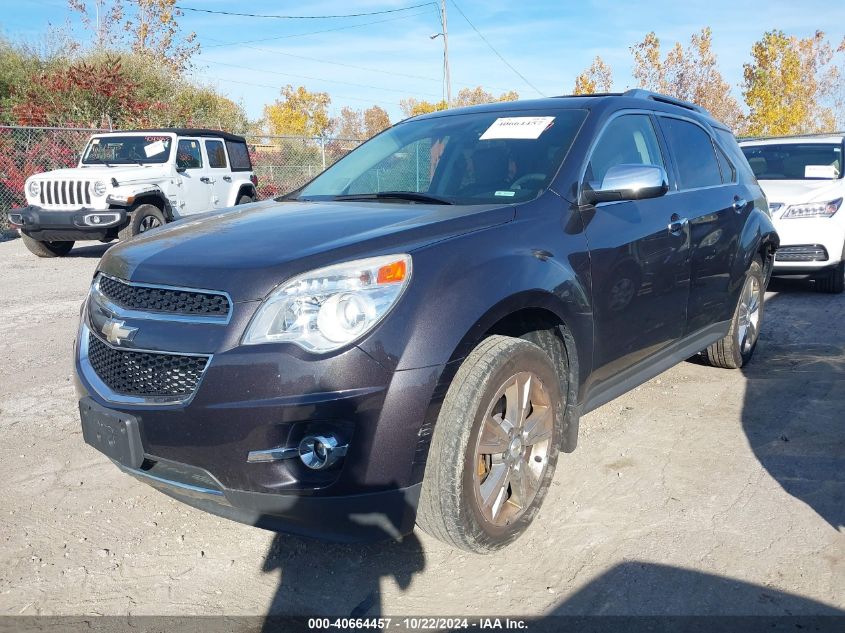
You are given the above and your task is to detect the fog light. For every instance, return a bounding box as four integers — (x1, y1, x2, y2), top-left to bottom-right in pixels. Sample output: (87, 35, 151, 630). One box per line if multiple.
(298, 434, 348, 470)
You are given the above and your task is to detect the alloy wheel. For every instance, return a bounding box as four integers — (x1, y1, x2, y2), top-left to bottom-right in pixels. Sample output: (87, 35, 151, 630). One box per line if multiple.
(139, 215, 162, 233)
(736, 274, 761, 354)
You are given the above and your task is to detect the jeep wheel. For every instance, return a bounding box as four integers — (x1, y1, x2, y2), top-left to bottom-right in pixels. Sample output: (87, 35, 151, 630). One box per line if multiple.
(21, 233, 74, 258)
(119, 204, 166, 241)
(815, 260, 845, 294)
(236, 194, 254, 205)
(417, 335, 563, 553)
(702, 256, 765, 369)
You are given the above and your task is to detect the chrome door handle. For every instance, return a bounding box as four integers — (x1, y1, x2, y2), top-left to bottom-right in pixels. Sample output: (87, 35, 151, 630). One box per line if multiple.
(200, 176, 212, 184)
(223, 175, 232, 182)
(668, 216, 688, 234)
(733, 198, 747, 212)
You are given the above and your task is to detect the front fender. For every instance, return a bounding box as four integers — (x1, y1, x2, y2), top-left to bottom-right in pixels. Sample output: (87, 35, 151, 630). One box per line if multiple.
(733, 203, 779, 289)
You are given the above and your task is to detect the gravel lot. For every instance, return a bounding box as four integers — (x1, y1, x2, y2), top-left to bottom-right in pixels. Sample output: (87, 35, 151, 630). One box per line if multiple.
(0, 234, 843, 619)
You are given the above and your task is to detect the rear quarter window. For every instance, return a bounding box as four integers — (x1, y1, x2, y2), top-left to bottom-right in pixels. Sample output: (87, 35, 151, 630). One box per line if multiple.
(225, 140, 252, 171)
(659, 117, 722, 190)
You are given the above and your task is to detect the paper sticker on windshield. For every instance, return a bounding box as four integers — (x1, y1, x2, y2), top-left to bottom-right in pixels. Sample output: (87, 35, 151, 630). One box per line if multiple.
(480, 116, 555, 140)
(495, 190, 516, 197)
(805, 164, 838, 178)
(144, 140, 166, 157)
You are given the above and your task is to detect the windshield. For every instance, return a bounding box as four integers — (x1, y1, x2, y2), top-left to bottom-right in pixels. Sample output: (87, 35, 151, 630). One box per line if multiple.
(296, 108, 587, 205)
(81, 135, 173, 165)
(741, 143, 843, 180)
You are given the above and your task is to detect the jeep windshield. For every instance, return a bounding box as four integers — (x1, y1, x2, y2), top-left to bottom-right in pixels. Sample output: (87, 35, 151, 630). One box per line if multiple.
(741, 143, 843, 180)
(294, 108, 587, 205)
(81, 135, 173, 165)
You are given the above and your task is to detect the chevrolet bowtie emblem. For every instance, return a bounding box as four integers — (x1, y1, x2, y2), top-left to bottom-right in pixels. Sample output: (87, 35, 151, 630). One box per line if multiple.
(101, 319, 137, 346)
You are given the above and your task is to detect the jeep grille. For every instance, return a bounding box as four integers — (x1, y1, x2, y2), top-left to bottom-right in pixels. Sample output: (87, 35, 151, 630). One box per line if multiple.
(39, 179, 92, 207)
(87, 332, 209, 398)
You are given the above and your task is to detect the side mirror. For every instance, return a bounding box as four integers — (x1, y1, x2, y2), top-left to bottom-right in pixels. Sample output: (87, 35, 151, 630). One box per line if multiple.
(176, 166, 187, 173)
(583, 164, 669, 204)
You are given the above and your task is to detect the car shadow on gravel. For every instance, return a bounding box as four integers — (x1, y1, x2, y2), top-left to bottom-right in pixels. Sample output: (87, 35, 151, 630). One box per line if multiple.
(65, 243, 114, 259)
(741, 280, 845, 531)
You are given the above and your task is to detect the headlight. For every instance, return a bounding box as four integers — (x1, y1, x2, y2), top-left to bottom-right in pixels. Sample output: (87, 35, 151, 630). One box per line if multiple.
(92, 180, 107, 197)
(781, 198, 842, 219)
(243, 254, 412, 352)
(27, 180, 40, 198)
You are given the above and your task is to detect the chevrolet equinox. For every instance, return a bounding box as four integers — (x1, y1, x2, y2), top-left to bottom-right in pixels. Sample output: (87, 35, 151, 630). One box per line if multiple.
(76, 90, 778, 553)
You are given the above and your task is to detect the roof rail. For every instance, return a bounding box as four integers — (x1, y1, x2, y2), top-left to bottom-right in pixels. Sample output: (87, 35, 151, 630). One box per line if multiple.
(738, 131, 845, 142)
(622, 89, 712, 116)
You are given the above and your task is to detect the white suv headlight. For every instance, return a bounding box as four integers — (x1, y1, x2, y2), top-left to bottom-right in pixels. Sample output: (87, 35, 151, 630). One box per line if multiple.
(781, 198, 842, 219)
(92, 180, 108, 197)
(27, 180, 40, 198)
(243, 254, 412, 352)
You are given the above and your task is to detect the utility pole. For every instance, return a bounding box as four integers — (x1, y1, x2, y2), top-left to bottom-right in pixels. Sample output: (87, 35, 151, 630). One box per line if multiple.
(441, 0, 452, 107)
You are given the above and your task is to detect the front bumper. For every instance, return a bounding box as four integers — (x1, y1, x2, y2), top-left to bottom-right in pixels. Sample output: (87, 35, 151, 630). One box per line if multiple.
(75, 301, 446, 539)
(771, 217, 845, 274)
(10, 205, 126, 241)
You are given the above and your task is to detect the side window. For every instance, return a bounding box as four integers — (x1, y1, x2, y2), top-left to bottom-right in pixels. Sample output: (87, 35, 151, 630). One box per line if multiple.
(585, 114, 665, 187)
(714, 128, 755, 181)
(715, 144, 736, 183)
(225, 140, 252, 171)
(659, 118, 722, 189)
(176, 139, 203, 170)
(205, 140, 227, 169)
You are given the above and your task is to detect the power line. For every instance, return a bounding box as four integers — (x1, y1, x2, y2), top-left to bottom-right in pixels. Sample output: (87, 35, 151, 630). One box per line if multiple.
(176, 3, 436, 20)
(203, 9, 437, 48)
(449, 1, 544, 97)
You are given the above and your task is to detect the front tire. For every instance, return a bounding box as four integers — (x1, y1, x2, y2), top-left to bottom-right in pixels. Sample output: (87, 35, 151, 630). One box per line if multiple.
(417, 335, 564, 553)
(702, 256, 765, 369)
(118, 204, 165, 241)
(21, 233, 74, 258)
(815, 260, 845, 294)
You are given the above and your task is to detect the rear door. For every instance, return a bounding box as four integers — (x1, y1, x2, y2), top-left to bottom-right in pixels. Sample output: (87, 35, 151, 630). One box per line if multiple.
(656, 116, 745, 333)
(175, 138, 212, 216)
(581, 112, 691, 387)
(203, 138, 232, 208)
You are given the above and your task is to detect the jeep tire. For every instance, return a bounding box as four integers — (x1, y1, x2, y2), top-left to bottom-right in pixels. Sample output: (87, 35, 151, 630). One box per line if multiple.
(119, 204, 166, 241)
(236, 194, 254, 205)
(417, 335, 563, 553)
(21, 233, 74, 258)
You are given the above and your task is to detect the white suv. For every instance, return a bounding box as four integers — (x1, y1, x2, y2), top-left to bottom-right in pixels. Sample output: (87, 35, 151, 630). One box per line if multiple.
(10, 128, 258, 257)
(739, 134, 844, 293)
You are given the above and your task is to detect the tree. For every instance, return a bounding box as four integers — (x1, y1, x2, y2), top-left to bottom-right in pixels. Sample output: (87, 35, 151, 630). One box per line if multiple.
(363, 105, 390, 136)
(742, 30, 840, 136)
(572, 56, 613, 95)
(334, 106, 365, 140)
(399, 98, 448, 118)
(68, 0, 199, 71)
(631, 28, 743, 130)
(264, 85, 333, 137)
(453, 86, 519, 107)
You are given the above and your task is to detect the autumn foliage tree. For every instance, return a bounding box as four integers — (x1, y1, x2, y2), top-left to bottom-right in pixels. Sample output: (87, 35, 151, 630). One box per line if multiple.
(572, 56, 613, 95)
(334, 105, 391, 140)
(742, 30, 841, 136)
(264, 85, 333, 137)
(631, 28, 743, 130)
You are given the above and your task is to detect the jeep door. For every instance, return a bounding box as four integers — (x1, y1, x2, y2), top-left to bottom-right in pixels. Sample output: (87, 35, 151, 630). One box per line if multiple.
(579, 112, 691, 388)
(655, 116, 746, 333)
(175, 138, 212, 215)
(203, 139, 233, 208)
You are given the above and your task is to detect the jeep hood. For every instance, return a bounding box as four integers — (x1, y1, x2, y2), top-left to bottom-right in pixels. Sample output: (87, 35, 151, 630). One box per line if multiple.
(99, 199, 515, 302)
(30, 165, 172, 185)
(757, 179, 844, 207)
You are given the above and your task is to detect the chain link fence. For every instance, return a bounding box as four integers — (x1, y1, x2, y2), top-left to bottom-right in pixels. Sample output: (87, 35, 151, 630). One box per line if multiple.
(0, 125, 364, 235)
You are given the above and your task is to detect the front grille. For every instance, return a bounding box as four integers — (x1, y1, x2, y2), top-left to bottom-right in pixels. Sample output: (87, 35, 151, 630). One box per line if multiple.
(98, 275, 230, 317)
(87, 333, 209, 397)
(38, 180, 91, 207)
(775, 244, 829, 262)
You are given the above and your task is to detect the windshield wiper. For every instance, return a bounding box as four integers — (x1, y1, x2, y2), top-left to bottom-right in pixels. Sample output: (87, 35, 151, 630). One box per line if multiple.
(332, 191, 453, 205)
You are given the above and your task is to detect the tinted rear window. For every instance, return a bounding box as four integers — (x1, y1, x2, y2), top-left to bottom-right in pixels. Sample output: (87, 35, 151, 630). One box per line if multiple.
(225, 140, 252, 171)
(659, 117, 722, 190)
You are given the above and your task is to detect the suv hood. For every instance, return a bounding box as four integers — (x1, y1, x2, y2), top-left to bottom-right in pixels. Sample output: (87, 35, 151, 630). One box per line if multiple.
(99, 199, 515, 302)
(757, 179, 844, 206)
(30, 165, 172, 184)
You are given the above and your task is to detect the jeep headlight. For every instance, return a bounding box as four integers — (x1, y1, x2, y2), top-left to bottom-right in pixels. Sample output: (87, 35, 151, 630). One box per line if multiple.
(243, 254, 412, 352)
(781, 198, 842, 219)
(92, 180, 107, 197)
(27, 180, 40, 198)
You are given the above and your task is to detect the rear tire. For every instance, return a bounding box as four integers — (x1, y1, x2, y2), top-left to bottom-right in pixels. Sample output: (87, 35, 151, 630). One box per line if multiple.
(815, 260, 844, 294)
(416, 335, 564, 553)
(119, 204, 165, 241)
(236, 194, 254, 205)
(21, 233, 73, 258)
(702, 256, 764, 369)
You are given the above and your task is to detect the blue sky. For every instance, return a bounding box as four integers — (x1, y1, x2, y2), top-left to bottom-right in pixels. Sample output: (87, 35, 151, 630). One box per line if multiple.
(3, 0, 844, 123)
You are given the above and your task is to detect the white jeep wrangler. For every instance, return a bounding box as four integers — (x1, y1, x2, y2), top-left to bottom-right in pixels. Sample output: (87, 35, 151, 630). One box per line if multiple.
(10, 128, 258, 257)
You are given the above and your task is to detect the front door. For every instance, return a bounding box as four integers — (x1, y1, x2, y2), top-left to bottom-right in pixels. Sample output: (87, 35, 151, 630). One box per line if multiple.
(203, 138, 233, 208)
(580, 112, 691, 388)
(175, 138, 212, 216)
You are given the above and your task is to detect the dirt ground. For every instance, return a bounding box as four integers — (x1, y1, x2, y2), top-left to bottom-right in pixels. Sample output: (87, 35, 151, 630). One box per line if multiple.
(0, 235, 842, 619)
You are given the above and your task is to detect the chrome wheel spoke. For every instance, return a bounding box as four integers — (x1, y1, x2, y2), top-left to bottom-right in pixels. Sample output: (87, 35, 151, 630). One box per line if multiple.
(511, 464, 540, 508)
(479, 414, 511, 453)
(479, 461, 511, 522)
(523, 406, 552, 446)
